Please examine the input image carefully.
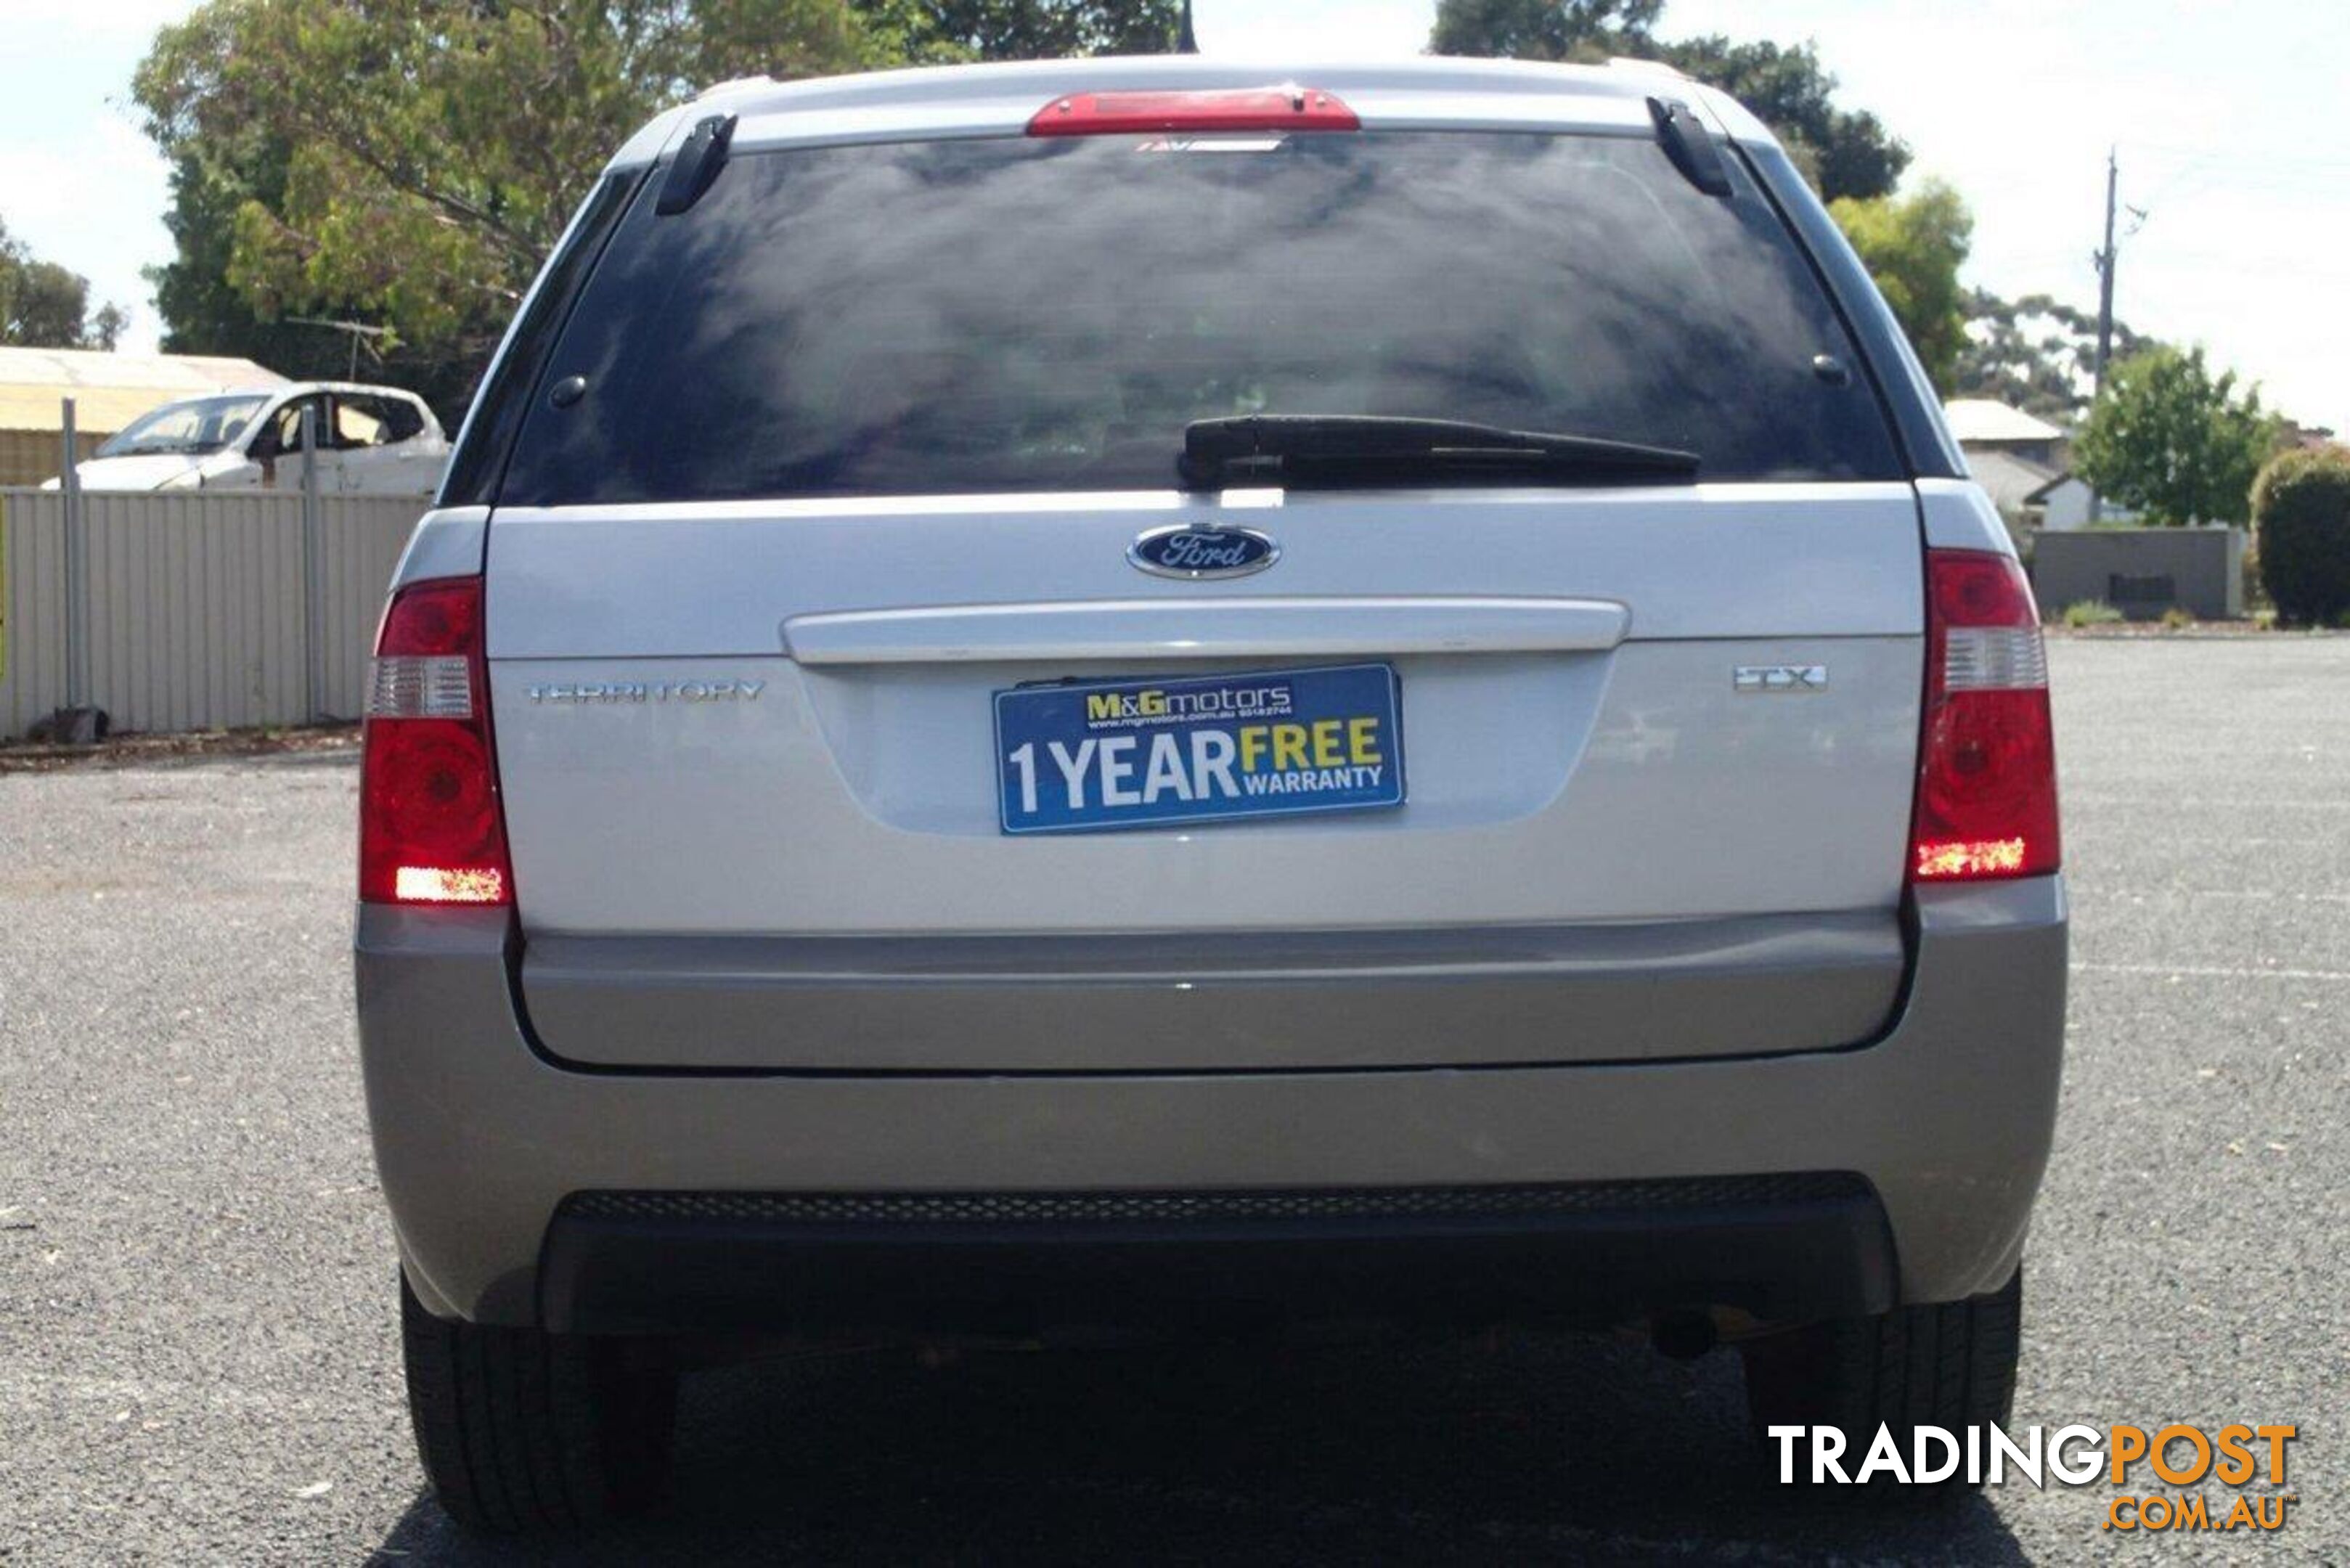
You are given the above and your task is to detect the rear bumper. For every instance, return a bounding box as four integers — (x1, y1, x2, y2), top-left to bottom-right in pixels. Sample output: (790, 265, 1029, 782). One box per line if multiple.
(356, 878, 2065, 1331)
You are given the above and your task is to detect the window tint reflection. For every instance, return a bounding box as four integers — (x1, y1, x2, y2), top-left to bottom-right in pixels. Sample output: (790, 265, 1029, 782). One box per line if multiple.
(505, 132, 1901, 504)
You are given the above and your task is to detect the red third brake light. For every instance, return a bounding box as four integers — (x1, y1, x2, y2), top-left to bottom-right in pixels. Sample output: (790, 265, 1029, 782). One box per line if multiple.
(1027, 86, 1360, 137)
(1910, 550, 2061, 883)
(359, 576, 513, 906)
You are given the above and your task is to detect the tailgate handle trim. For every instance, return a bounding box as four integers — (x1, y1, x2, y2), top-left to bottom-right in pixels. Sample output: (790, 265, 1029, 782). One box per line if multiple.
(782, 597, 1631, 665)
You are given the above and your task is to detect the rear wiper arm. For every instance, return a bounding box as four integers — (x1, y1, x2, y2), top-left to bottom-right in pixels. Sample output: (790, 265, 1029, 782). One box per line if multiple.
(1180, 415, 1700, 490)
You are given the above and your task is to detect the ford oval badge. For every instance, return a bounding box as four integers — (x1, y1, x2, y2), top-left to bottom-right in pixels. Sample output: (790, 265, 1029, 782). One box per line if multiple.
(1128, 523, 1280, 580)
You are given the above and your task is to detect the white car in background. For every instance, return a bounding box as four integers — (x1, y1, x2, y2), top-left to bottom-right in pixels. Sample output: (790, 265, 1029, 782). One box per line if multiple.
(47, 381, 449, 494)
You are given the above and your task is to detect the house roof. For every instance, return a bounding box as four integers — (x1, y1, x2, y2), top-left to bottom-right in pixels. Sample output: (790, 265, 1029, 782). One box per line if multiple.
(2026, 470, 2092, 504)
(0, 347, 287, 436)
(1943, 399, 2068, 446)
(1964, 446, 2062, 510)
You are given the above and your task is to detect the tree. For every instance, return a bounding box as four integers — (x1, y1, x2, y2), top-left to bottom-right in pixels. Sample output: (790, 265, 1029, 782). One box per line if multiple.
(0, 218, 124, 349)
(1660, 36, 1905, 200)
(1429, 0, 1660, 62)
(2073, 346, 2282, 526)
(856, 0, 1180, 60)
(1829, 179, 1971, 392)
(135, 1, 1178, 421)
(147, 147, 426, 393)
(87, 306, 128, 351)
(134, 0, 872, 409)
(1426, 1, 1908, 201)
(2251, 446, 2350, 624)
(1954, 290, 2158, 423)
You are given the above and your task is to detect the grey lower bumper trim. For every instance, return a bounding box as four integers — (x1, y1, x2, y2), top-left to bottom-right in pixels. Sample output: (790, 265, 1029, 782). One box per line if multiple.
(561, 1173, 1874, 1227)
(539, 1175, 1894, 1336)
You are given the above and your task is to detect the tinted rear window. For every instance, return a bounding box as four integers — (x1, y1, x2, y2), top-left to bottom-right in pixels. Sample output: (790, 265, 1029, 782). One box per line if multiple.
(501, 130, 1901, 505)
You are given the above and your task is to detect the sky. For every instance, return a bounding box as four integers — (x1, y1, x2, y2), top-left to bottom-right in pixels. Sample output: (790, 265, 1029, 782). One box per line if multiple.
(4, 0, 2346, 433)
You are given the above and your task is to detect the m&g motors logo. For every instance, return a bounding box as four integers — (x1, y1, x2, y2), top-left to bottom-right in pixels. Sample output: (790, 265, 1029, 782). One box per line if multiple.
(1083, 682, 1294, 727)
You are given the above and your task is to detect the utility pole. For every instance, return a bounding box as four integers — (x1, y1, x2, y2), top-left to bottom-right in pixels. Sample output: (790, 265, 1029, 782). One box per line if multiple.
(2088, 147, 2119, 523)
(2093, 149, 2119, 393)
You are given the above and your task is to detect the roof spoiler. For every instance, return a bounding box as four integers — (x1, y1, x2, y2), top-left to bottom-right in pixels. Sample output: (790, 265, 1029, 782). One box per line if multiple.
(656, 114, 736, 216)
(1647, 97, 1732, 198)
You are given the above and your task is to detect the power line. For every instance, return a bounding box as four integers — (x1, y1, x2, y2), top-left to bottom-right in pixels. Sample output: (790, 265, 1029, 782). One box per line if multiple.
(285, 317, 390, 380)
(2120, 139, 2350, 172)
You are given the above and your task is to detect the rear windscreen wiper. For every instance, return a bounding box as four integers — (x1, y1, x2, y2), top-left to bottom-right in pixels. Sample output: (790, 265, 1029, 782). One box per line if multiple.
(1179, 415, 1701, 490)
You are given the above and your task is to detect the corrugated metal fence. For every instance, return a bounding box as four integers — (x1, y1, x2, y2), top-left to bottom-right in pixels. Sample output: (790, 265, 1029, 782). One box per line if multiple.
(0, 487, 426, 738)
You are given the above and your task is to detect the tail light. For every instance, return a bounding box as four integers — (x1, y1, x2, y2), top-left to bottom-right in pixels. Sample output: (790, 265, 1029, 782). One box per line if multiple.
(1909, 549, 2060, 882)
(359, 576, 513, 906)
(1028, 86, 1359, 137)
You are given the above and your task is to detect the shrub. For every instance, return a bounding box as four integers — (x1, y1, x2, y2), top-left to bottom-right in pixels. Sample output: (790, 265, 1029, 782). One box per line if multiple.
(2062, 600, 2124, 628)
(2251, 447, 2350, 625)
(2161, 605, 2197, 630)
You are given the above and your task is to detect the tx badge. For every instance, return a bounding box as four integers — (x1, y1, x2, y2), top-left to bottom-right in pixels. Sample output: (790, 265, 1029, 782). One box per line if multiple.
(1733, 665, 1829, 693)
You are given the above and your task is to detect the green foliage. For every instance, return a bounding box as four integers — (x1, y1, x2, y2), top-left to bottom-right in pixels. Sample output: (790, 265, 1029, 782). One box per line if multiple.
(2061, 600, 2123, 628)
(1829, 179, 1972, 392)
(854, 0, 1180, 61)
(2159, 605, 2196, 630)
(1954, 289, 2156, 424)
(146, 147, 422, 391)
(135, 0, 870, 385)
(135, 1, 1177, 417)
(2249, 446, 2350, 625)
(0, 218, 123, 348)
(2073, 346, 2281, 526)
(1426, 1, 1907, 200)
(1429, 0, 1660, 62)
(1660, 36, 1905, 200)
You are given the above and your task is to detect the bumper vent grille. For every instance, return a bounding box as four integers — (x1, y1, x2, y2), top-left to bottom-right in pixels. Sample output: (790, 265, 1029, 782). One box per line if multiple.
(562, 1174, 1870, 1228)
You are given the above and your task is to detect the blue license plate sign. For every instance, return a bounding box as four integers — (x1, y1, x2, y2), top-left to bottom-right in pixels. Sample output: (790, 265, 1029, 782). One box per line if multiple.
(995, 663, 1405, 835)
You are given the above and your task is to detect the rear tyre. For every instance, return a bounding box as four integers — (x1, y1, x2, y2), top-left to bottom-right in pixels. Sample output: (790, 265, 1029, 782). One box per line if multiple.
(1739, 1267, 2022, 1493)
(399, 1272, 677, 1532)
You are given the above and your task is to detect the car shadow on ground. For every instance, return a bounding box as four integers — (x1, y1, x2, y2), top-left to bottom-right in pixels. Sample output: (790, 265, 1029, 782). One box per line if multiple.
(371, 1332, 2027, 1565)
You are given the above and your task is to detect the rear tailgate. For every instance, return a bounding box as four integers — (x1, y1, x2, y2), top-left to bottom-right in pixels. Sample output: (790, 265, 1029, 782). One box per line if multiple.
(489, 483, 1922, 1069)
(465, 107, 1933, 1072)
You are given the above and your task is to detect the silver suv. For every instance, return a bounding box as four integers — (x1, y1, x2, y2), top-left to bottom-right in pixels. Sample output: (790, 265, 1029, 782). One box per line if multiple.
(356, 56, 2065, 1530)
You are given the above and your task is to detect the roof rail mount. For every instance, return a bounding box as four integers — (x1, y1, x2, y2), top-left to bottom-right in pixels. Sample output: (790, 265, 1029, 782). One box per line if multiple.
(656, 114, 737, 216)
(1647, 97, 1732, 199)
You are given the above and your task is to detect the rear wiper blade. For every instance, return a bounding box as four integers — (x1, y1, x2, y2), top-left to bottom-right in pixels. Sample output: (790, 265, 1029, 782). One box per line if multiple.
(1180, 415, 1700, 489)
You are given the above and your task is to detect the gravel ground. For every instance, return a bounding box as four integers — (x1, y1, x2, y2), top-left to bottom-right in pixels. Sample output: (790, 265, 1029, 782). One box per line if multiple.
(1, 637, 2343, 1564)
